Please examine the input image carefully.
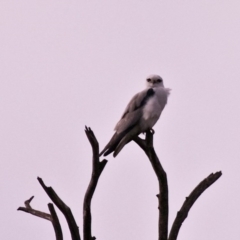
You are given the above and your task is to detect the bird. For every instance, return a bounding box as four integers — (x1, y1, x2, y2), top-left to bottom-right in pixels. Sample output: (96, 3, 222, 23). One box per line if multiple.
(99, 74, 171, 157)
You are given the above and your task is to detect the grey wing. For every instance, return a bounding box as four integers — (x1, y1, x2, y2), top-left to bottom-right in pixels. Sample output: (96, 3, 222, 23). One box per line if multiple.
(114, 88, 155, 133)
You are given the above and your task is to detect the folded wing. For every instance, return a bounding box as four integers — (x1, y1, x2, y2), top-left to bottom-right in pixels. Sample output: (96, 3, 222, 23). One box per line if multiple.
(100, 88, 155, 157)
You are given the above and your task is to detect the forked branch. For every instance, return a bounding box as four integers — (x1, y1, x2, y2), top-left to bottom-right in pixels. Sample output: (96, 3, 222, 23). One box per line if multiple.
(134, 131, 222, 240)
(17, 196, 63, 240)
(18, 196, 52, 221)
(18, 126, 222, 240)
(18, 127, 107, 240)
(83, 126, 108, 240)
(38, 177, 80, 240)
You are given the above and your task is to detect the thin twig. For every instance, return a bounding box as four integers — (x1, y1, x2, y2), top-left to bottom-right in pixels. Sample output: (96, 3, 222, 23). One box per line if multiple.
(38, 177, 81, 240)
(134, 130, 168, 240)
(17, 196, 52, 221)
(18, 196, 63, 240)
(83, 126, 108, 240)
(168, 171, 222, 240)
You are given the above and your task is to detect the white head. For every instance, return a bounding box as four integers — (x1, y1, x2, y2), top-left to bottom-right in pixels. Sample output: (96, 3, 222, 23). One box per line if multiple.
(146, 74, 164, 88)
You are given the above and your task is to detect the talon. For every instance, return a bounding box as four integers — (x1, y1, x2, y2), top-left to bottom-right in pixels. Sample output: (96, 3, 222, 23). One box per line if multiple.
(150, 128, 155, 134)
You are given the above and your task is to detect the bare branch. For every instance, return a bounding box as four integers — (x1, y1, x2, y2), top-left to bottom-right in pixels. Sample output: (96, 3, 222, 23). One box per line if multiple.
(48, 203, 63, 240)
(168, 171, 222, 240)
(18, 126, 222, 240)
(37, 177, 81, 240)
(17, 196, 52, 221)
(134, 130, 168, 240)
(83, 126, 108, 240)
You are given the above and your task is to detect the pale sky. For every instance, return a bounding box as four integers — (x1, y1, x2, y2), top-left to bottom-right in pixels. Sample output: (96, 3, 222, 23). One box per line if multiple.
(1, 1, 240, 240)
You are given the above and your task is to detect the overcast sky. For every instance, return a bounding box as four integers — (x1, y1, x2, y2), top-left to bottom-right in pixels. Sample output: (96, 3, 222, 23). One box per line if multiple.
(1, 1, 240, 240)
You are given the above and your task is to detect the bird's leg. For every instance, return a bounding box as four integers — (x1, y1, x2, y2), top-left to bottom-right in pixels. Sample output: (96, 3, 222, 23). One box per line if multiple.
(144, 129, 154, 148)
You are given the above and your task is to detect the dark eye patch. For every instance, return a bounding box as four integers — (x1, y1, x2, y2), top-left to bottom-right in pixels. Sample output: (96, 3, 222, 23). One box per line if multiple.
(147, 78, 151, 82)
(157, 79, 162, 83)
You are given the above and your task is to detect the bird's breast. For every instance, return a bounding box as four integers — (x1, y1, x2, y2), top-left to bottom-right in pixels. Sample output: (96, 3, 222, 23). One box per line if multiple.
(142, 96, 162, 120)
(142, 87, 169, 128)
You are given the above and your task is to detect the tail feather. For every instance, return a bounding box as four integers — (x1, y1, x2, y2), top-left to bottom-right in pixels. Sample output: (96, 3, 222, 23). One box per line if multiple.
(100, 125, 141, 157)
(102, 136, 120, 156)
(99, 131, 125, 157)
(113, 127, 140, 157)
(103, 147, 115, 156)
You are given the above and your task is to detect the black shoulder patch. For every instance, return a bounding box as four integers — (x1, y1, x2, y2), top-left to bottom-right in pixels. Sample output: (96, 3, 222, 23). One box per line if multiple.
(147, 88, 155, 96)
(139, 88, 155, 108)
(121, 88, 155, 119)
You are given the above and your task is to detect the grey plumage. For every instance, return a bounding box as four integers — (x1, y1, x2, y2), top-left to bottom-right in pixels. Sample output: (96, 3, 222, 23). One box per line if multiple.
(100, 74, 170, 157)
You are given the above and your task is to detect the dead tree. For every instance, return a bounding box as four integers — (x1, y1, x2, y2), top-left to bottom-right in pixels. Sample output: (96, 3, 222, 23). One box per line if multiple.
(18, 127, 222, 240)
